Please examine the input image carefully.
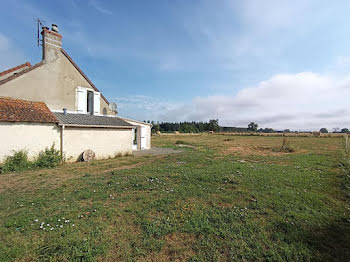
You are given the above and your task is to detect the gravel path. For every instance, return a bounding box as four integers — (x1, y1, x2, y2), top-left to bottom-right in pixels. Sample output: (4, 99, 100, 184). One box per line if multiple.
(132, 147, 182, 156)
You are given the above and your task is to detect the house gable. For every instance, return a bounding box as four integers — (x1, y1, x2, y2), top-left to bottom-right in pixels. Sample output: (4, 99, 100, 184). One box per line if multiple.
(0, 50, 110, 114)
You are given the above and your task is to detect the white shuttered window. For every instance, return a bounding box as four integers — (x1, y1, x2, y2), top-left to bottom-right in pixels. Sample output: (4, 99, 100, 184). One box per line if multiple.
(93, 92, 100, 115)
(76, 87, 87, 113)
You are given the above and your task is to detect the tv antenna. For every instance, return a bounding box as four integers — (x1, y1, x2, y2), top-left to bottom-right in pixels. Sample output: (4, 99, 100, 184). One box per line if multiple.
(36, 18, 45, 47)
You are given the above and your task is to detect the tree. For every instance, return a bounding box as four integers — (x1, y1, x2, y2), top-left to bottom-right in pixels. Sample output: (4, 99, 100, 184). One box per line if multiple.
(208, 119, 220, 132)
(320, 128, 328, 133)
(263, 128, 274, 133)
(248, 122, 258, 132)
(333, 127, 340, 133)
(341, 128, 349, 133)
(283, 129, 291, 133)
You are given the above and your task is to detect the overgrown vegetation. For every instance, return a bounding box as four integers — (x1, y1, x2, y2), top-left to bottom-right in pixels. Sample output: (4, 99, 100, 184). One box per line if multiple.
(0, 150, 31, 173)
(0, 135, 349, 261)
(0, 144, 61, 174)
(272, 137, 295, 153)
(35, 144, 61, 168)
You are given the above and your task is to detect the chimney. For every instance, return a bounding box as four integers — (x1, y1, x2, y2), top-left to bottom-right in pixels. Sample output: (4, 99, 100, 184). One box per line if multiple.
(41, 24, 62, 62)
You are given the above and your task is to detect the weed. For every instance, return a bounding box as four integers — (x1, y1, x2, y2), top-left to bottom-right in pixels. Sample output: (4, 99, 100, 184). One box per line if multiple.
(1, 150, 31, 173)
(34, 144, 61, 168)
(273, 137, 295, 153)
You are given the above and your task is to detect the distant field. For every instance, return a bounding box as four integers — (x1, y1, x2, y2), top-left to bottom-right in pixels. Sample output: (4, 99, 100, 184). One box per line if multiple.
(1, 134, 349, 261)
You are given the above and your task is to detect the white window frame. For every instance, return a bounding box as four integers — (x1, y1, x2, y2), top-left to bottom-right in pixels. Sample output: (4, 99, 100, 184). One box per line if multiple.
(76, 86, 101, 115)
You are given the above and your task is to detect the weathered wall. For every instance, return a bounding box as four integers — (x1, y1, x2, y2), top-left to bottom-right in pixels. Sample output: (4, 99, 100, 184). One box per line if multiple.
(63, 127, 133, 161)
(0, 122, 60, 162)
(0, 52, 109, 114)
(122, 119, 152, 149)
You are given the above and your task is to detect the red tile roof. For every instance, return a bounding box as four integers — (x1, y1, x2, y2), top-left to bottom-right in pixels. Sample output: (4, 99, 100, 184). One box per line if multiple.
(0, 62, 32, 77)
(0, 97, 58, 123)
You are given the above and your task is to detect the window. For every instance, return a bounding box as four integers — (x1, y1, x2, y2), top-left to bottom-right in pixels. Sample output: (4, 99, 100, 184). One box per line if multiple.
(133, 128, 138, 145)
(87, 91, 94, 114)
(76, 87, 101, 115)
(102, 107, 107, 115)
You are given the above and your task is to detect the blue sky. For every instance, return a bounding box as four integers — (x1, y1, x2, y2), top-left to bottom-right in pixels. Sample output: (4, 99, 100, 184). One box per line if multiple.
(1, 0, 350, 130)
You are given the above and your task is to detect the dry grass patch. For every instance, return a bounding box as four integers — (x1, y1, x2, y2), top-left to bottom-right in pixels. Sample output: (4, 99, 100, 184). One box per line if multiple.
(0, 155, 165, 193)
(139, 233, 197, 262)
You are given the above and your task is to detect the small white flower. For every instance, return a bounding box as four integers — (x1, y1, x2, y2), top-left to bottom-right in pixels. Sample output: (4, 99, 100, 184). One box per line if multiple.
(72, 224, 75, 227)
(35, 219, 38, 222)
(58, 219, 61, 222)
(47, 224, 50, 226)
(60, 225, 63, 228)
(50, 227, 54, 231)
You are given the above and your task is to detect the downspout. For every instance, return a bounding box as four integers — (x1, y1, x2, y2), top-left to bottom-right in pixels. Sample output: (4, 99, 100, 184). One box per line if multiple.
(60, 125, 65, 161)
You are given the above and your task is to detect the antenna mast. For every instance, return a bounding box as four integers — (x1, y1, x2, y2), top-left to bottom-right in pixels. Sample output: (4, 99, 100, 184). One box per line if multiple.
(37, 18, 43, 47)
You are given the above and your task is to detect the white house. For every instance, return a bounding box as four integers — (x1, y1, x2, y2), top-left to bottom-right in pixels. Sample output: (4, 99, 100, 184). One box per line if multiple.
(0, 24, 151, 162)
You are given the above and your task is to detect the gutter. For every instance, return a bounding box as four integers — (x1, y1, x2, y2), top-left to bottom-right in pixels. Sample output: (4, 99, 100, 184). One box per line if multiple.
(57, 124, 136, 129)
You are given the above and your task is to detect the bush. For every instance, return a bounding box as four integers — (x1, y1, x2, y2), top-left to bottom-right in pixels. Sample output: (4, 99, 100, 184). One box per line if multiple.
(35, 144, 61, 168)
(272, 138, 295, 153)
(1, 150, 31, 173)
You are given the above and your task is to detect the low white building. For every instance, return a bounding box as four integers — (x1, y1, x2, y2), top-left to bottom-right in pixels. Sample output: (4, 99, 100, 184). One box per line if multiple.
(0, 23, 151, 162)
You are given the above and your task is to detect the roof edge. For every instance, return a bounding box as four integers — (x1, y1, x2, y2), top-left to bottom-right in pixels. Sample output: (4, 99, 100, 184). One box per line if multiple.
(59, 124, 135, 129)
(118, 116, 153, 126)
(61, 49, 109, 105)
(0, 62, 32, 76)
(0, 61, 44, 86)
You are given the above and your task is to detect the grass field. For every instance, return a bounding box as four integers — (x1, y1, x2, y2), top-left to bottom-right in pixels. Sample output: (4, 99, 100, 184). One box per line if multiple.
(1, 134, 350, 261)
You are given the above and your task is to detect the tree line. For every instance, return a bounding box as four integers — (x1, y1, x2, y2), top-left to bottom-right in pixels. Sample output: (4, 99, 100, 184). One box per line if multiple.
(144, 120, 350, 134)
(149, 119, 220, 133)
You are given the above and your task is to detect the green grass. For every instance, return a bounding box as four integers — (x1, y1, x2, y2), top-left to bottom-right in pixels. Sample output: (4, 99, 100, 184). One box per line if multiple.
(0, 134, 349, 261)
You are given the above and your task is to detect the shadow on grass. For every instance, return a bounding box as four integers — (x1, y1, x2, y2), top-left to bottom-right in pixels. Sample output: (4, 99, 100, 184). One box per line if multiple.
(306, 219, 350, 261)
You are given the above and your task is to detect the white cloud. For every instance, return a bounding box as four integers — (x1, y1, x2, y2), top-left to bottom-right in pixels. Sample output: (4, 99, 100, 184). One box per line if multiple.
(88, 0, 112, 15)
(116, 72, 350, 131)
